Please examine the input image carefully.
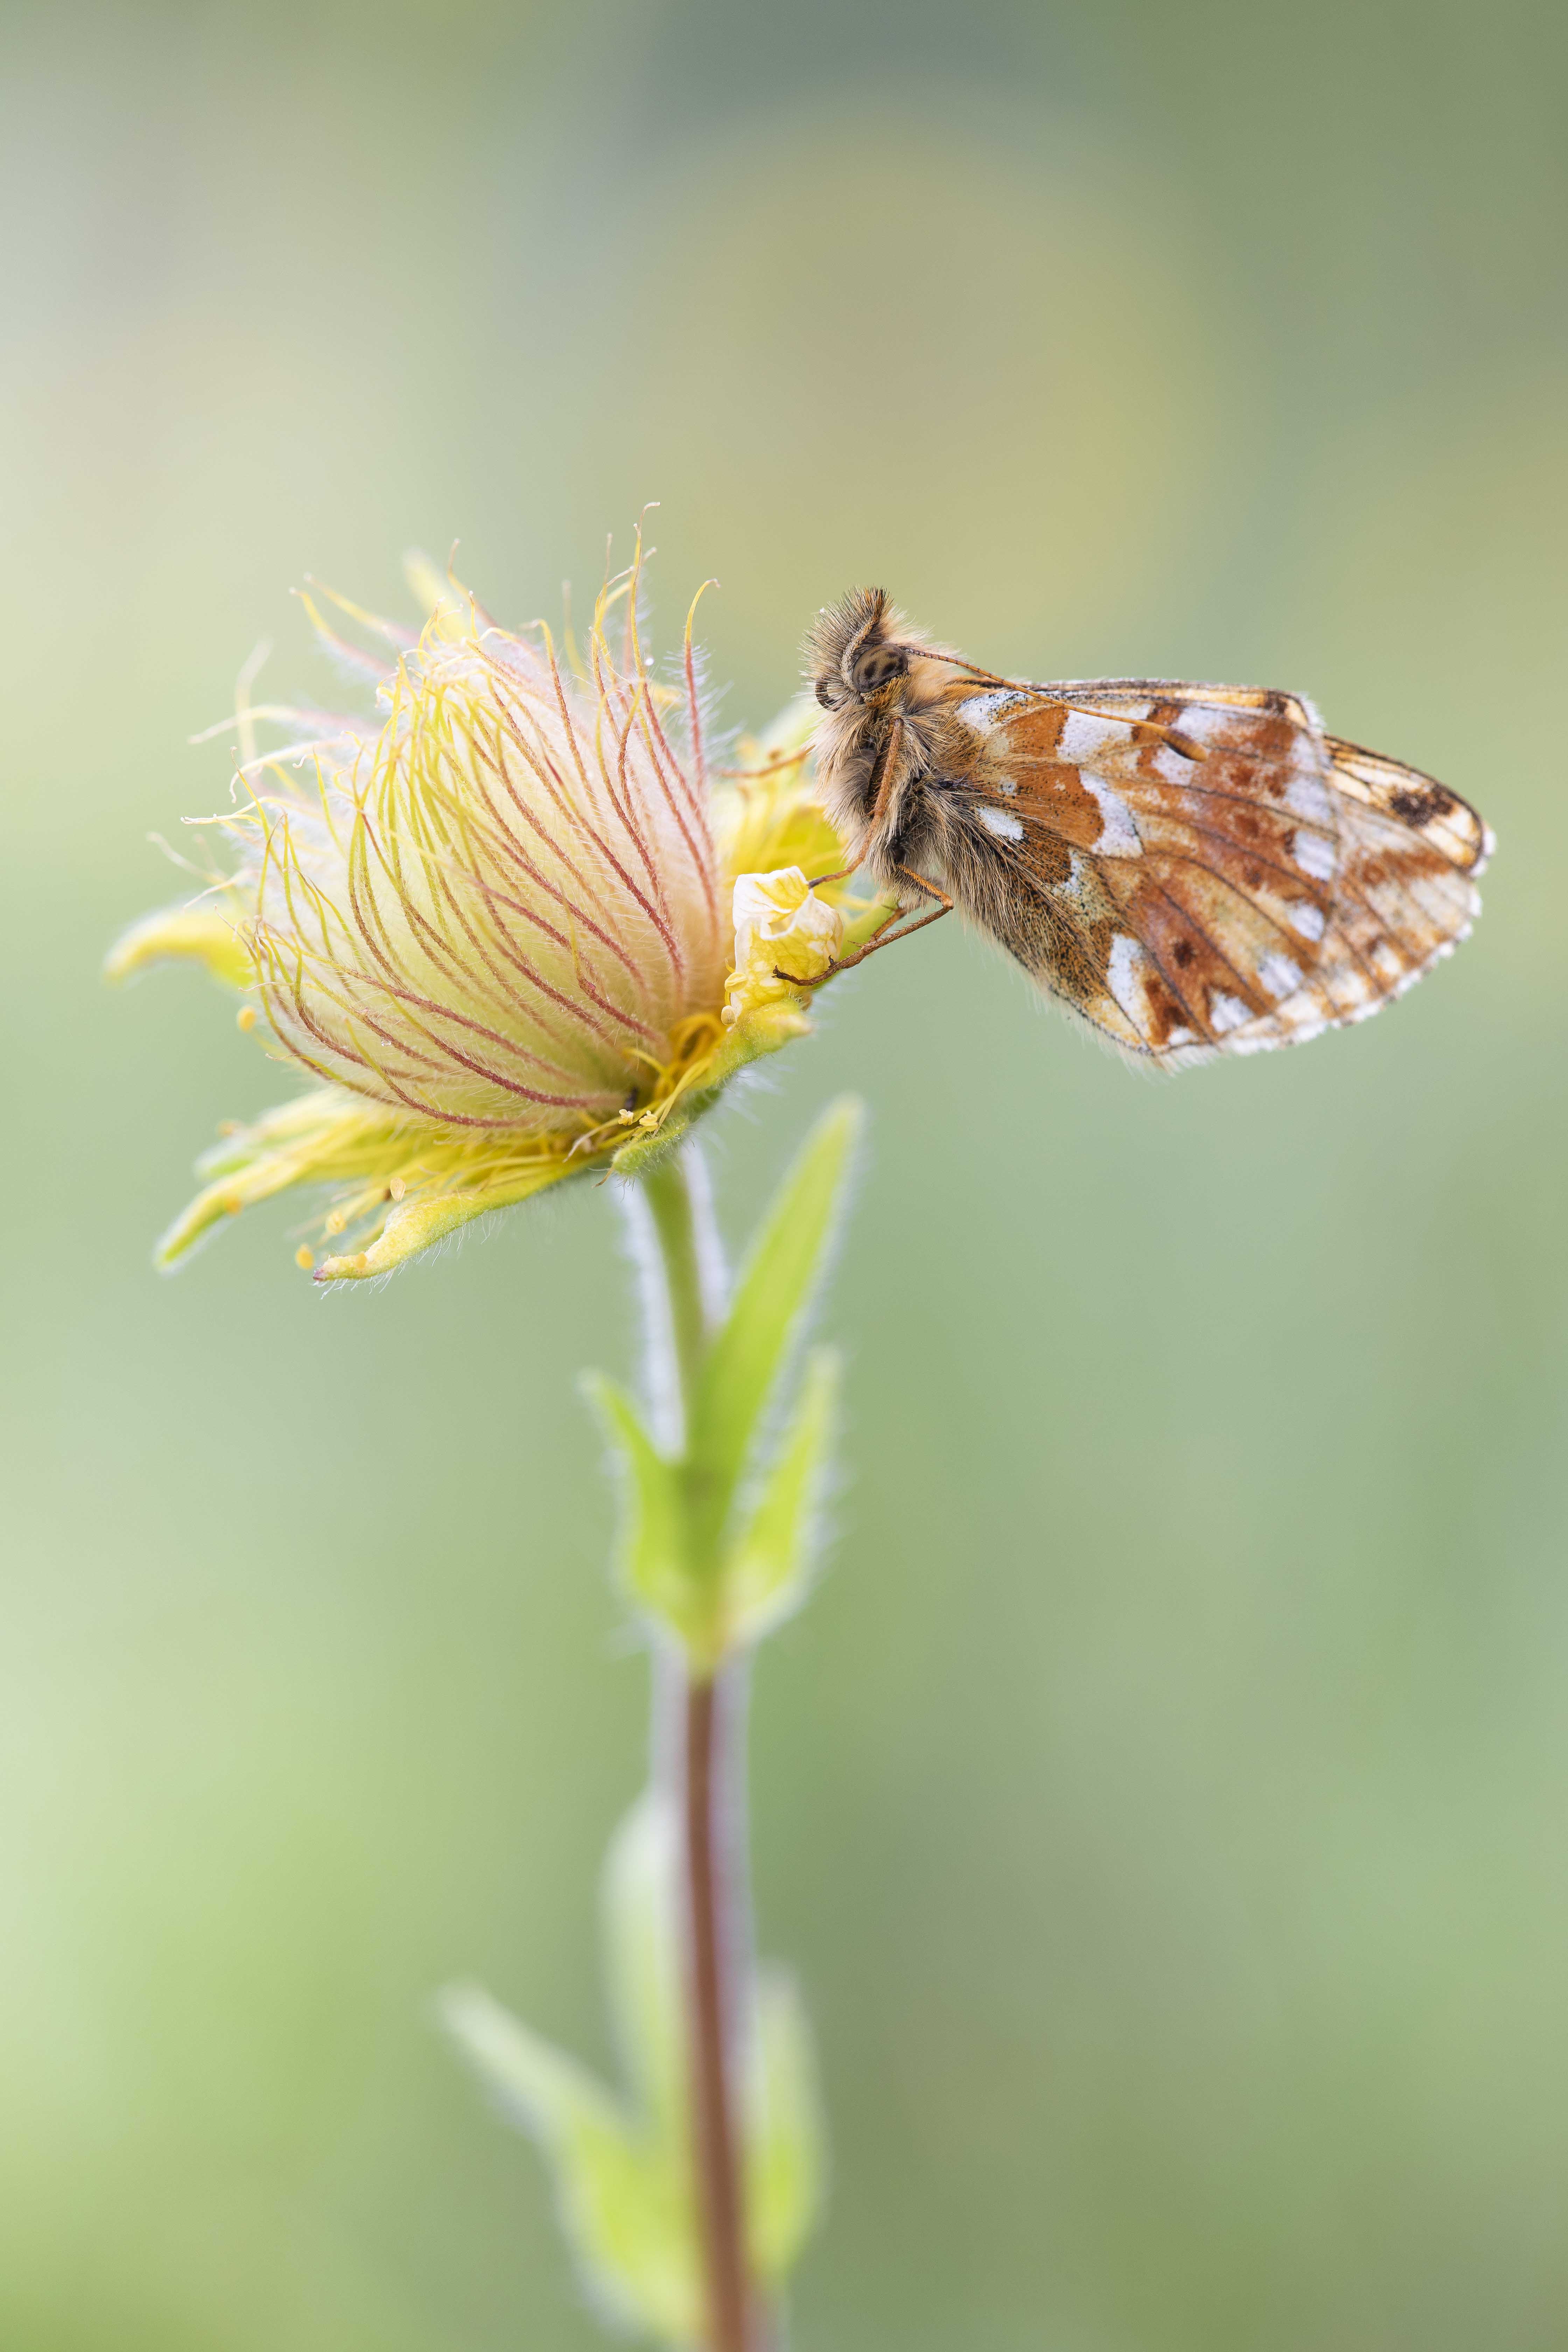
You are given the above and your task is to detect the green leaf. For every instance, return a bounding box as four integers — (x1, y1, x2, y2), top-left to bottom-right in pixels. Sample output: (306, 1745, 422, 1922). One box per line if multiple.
(599, 1794, 826, 2287)
(603, 1791, 686, 2151)
(443, 1790, 828, 2341)
(722, 1349, 840, 1652)
(686, 1097, 862, 1570)
(744, 1965, 826, 2283)
(584, 1373, 704, 1650)
(439, 1982, 701, 2347)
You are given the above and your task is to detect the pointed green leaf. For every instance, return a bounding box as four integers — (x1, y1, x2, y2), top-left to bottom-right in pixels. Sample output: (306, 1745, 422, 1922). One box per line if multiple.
(744, 1965, 826, 2284)
(687, 1098, 862, 1568)
(439, 1982, 701, 2346)
(723, 1349, 840, 1652)
(603, 1792, 686, 2150)
(584, 1374, 704, 1649)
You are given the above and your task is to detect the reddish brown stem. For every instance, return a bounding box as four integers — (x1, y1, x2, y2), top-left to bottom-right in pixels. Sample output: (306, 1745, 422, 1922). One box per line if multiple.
(683, 1668, 755, 2352)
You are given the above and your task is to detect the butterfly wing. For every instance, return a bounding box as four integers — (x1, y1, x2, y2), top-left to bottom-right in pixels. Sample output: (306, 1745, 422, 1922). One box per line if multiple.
(940, 679, 1490, 1065)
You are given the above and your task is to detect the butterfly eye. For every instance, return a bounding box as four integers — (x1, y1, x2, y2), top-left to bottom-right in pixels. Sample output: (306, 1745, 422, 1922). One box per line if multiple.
(849, 644, 909, 695)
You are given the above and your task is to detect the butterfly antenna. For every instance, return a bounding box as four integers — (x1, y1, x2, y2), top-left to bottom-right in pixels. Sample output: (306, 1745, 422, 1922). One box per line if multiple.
(898, 645, 1018, 687)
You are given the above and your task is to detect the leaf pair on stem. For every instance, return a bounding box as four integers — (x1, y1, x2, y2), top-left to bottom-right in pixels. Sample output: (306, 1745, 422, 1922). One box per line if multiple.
(592, 1098, 860, 1674)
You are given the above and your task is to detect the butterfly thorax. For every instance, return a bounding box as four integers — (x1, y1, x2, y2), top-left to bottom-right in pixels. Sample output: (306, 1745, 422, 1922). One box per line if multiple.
(806, 588, 979, 883)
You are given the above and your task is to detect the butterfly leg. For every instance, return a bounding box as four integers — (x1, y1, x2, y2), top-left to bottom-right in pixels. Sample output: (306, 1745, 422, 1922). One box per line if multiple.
(780, 864, 953, 987)
(807, 714, 908, 888)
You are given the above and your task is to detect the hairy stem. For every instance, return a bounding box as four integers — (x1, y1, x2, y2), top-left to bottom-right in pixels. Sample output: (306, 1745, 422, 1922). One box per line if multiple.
(644, 1147, 713, 1414)
(642, 1150, 758, 2352)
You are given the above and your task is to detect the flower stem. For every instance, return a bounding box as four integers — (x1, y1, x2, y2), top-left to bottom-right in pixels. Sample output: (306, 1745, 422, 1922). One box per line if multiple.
(642, 1150, 759, 2352)
(682, 1666, 753, 2352)
(644, 1148, 714, 1415)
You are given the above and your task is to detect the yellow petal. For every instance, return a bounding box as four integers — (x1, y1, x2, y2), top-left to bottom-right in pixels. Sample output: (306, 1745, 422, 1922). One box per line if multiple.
(313, 1161, 575, 1281)
(157, 1091, 429, 1269)
(105, 905, 254, 991)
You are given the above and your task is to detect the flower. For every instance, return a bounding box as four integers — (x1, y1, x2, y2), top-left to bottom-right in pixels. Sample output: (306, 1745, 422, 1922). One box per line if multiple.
(109, 546, 890, 1282)
(724, 869, 845, 1031)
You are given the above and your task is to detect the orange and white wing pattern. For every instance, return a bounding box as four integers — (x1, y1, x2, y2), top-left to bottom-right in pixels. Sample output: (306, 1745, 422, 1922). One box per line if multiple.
(945, 678, 1491, 1065)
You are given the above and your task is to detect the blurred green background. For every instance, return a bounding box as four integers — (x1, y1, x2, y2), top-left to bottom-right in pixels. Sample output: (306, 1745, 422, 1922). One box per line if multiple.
(6, 0, 1568, 2344)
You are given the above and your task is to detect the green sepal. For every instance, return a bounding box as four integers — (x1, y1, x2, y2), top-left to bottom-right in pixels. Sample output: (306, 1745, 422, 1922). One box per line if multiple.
(584, 1374, 705, 1651)
(686, 1098, 862, 1574)
(720, 1348, 840, 1656)
(607, 1003, 816, 1185)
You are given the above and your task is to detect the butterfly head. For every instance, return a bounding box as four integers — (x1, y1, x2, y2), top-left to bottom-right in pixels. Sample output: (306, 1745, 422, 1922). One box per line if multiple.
(806, 588, 924, 712)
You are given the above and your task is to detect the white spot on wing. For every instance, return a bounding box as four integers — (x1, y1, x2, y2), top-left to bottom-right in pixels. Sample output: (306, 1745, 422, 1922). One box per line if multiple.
(1293, 829, 1337, 881)
(978, 804, 1024, 841)
(958, 690, 1032, 732)
(1209, 991, 1250, 1034)
(1151, 747, 1194, 785)
(1082, 775, 1142, 857)
(1284, 768, 1336, 827)
(1166, 706, 1224, 744)
(1059, 710, 1133, 763)
(1289, 901, 1327, 942)
(1106, 933, 1145, 1019)
(1258, 953, 1303, 1000)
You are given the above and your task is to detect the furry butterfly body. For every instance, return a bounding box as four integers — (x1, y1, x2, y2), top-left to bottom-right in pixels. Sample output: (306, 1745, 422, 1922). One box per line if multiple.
(807, 589, 1490, 1065)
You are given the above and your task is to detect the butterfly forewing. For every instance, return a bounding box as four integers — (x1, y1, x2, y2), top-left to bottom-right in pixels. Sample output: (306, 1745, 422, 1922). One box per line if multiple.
(946, 678, 1488, 1065)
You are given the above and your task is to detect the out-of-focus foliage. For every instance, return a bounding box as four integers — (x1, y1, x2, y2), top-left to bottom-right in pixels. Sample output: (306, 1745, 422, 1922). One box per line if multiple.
(442, 1793, 822, 2348)
(6, 1, 1568, 2347)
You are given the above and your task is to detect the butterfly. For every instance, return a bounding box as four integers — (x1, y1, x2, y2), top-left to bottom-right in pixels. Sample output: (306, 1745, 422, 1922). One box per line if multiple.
(804, 589, 1491, 1065)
